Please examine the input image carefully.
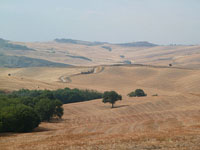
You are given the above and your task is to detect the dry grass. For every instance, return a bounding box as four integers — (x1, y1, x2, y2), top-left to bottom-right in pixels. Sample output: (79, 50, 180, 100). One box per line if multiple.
(1, 65, 200, 149)
(4, 41, 200, 68)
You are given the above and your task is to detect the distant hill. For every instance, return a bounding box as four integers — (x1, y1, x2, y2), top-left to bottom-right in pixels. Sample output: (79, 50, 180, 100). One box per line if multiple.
(54, 38, 108, 46)
(117, 41, 158, 47)
(54, 38, 158, 47)
(0, 54, 71, 68)
(1, 38, 199, 68)
(0, 38, 35, 51)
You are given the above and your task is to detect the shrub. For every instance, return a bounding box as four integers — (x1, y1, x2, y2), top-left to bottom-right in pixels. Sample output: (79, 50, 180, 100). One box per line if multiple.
(0, 121, 3, 132)
(35, 99, 56, 122)
(0, 104, 40, 132)
(128, 89, 147, 97)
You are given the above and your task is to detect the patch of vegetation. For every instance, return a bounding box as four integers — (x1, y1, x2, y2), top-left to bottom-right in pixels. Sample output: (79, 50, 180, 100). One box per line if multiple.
(66, 55, 92, 61)
(152, 94, 158, 96)
(123, 60, 132, 64)
(0, 90, 6, 95)
(55, 38, 107, 46)
(102, 91, 122, 108)
(81, 69, 94, 74)
(0, 55, 71, 68)
(10, 88, 103, 105)
(0, 104, 40, 132)
(128, 89, 147, 97)
(120, 55, 125, 58)
(101, 46, 112, 51)
(0, 95, 63, 132)
(0, 88, 103, 133)
(0, 38, 34, 51)
(118, 41, 158, 47)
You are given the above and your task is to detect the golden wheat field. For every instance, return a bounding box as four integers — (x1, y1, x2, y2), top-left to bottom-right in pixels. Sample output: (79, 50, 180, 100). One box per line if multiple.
(0, 65, 200, 149)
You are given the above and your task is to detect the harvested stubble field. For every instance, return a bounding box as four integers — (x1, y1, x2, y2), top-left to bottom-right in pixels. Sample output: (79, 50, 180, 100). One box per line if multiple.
(1, 65, 200, 150)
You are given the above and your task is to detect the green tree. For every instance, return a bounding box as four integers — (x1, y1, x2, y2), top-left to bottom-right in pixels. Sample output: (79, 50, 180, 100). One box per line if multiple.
(35, 99, 55, 121)
(102, 91, 122, 108)
(128, 89, 147, 97)
(35, 99, 63, 121)
(53, 100, 63, 119)
(0, 104, 40, 132)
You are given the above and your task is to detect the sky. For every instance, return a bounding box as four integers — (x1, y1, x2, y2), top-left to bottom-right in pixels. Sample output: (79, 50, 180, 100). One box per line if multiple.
(0, 0, 200, 45)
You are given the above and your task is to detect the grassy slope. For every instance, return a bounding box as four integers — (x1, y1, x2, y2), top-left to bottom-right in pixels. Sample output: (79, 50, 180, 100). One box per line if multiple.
(0, 38, 34, 51)
(0, 65, 200, 149)
(0, 55, 71, 68)
(6, 41, 200, 68)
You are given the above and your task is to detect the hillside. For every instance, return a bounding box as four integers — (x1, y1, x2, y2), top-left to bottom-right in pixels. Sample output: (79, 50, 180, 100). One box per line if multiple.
(54, 38, 108, 46)
(0, 39, 200, 150)
(0, 38, 34, 51)
(0, 54, 71, 68)
(0, 65, 200, 149)
(1, 38, 200, 68)
(117, 41, 158, 47)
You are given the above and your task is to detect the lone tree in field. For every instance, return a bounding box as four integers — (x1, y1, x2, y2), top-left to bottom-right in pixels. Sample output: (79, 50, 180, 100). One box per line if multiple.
(102, 91, 122, 108)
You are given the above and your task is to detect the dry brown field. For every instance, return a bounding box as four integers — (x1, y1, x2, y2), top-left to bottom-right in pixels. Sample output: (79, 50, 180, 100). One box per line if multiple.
(3, 41, 200, 68)
(0, 65, 200, 149)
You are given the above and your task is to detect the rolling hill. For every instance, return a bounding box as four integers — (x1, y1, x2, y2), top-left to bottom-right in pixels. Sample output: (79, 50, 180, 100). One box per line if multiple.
(0, 65, 200, 149)
(0, 54, 71, 68)
(0, 38, 34, 51)
(0, 38, 200, 68)
(1, 38, 200, 149)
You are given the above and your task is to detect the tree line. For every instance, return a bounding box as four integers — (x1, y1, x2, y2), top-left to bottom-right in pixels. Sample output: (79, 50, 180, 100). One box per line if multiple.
(0, 88, 103, 133)
(0, 88, 147, 132)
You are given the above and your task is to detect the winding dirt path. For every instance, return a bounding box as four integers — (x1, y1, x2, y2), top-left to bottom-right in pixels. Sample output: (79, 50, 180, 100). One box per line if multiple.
(59, 66, 104, 83)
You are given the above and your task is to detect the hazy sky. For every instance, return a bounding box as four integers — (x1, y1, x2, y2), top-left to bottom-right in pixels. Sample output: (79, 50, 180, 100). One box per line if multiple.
(0, 0, 200, 44)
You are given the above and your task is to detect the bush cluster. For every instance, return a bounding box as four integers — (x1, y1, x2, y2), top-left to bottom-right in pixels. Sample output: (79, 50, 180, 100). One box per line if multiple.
(128, 89, 147, 97)
(0, 88, 103, 133)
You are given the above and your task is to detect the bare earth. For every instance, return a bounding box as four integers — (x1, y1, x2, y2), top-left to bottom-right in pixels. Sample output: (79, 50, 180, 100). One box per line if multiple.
(1, 65, 200, 149)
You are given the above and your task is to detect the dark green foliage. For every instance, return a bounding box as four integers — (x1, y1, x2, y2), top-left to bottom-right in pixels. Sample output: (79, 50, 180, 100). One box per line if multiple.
(11, 88, 102, 104)
(128, 89, 147, 97)
(35, 99, 55, 121)
(0, 90, 5, 95)
(0, 121, 3, 132)
(0, 103, 40, 132)
(123, 60, 131, 64)
(0, 87, 102, 133)
(34, 99, 63, 121)
(118, 41, 158, 47)
(0, 38, 34, 51)
(52, 88, 103, 104)
(54, 38, 107, 46)
(120, 55, 125, 58)
(102, 91, 122, 108)
(101, 46, 112, 51)
(53, 100, 64, 119)
(0, 55, 71, 68)
(81, 69, 94, 74)
(66, 55, 92, 61)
